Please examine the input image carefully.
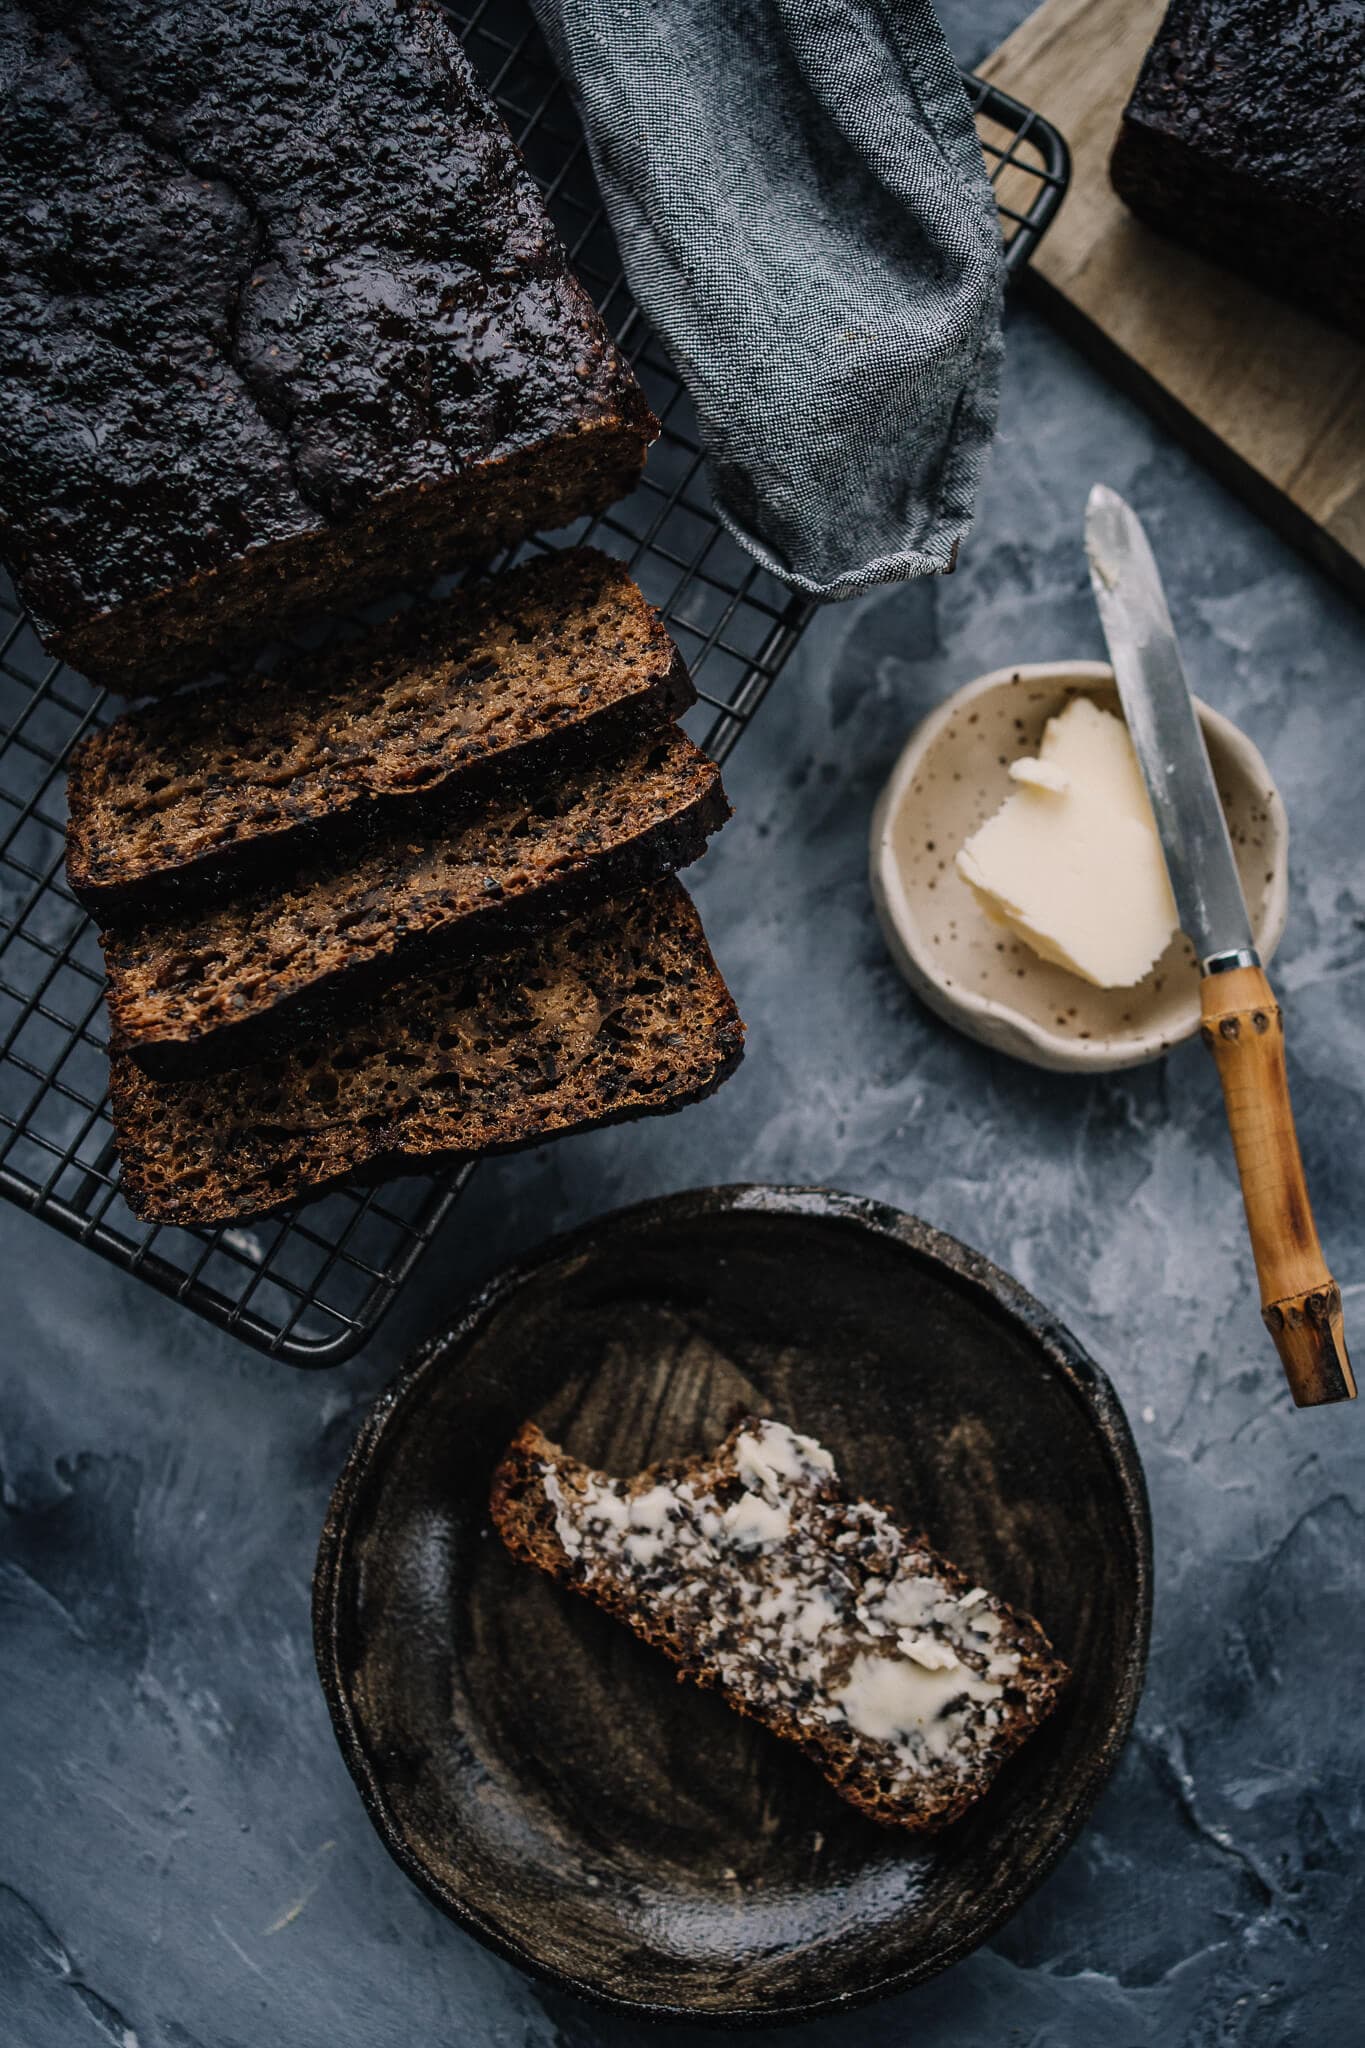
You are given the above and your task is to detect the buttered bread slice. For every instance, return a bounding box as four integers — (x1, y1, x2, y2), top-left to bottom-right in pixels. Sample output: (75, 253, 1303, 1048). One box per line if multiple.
(490, 1416, 1068, 1832)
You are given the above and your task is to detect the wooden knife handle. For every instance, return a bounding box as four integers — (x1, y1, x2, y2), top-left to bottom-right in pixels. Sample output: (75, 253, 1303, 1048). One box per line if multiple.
(1200, 965, 1354, 1407)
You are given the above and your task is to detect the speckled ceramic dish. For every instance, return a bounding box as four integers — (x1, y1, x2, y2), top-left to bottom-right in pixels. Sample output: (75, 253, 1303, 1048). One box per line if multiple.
(870, 662, 1288, 1071)
(313, 1185, 1151, 2026)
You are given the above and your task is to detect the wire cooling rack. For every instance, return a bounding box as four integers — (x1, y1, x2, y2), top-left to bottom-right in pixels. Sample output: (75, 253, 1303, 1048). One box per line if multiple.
(0, 4, 1068, 1365)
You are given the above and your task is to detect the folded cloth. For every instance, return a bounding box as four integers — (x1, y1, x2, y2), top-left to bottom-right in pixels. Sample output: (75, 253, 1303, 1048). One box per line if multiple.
(530, 0, 1005, 600)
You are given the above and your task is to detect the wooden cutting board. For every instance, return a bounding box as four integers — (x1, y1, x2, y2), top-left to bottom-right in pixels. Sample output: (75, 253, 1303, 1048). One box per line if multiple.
(982, 0, 1365, 606)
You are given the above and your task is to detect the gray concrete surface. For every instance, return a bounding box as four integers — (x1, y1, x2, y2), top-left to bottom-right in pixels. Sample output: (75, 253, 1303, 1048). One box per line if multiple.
(4, 8, 1364, 2043)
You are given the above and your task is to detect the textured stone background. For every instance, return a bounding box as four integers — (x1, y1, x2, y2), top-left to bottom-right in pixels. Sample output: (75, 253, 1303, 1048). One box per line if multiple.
(4, 5, 1364, 2043)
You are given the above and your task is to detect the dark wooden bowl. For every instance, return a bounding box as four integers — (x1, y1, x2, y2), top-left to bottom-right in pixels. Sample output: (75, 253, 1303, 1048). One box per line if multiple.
(313, 1186, 1151, 2026)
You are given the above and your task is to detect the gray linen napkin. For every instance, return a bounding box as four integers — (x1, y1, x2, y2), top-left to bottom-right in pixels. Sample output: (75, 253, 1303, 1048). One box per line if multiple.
(530, 0, 1005, 599)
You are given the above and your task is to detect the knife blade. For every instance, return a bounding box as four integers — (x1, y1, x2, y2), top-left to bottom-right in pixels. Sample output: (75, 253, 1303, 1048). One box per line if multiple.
(1083, 482, 1353, 1409)
(1084, 482, 1256, 970)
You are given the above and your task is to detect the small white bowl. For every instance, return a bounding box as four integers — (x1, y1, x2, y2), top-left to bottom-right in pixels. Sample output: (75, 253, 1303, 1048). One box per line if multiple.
(869, 661, 1288, 1073)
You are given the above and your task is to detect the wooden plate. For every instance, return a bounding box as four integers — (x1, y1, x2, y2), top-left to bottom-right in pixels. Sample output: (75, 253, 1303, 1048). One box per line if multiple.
(313, 1186, 1151, 2025)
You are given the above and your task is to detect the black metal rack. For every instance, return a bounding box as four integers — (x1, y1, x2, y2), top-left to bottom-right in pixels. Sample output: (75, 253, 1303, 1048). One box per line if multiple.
(0, 1, 1068, 1364)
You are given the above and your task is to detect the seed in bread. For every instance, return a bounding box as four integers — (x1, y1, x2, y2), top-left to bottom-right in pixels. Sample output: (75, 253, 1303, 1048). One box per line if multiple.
(490, 1415, 1068, 1832)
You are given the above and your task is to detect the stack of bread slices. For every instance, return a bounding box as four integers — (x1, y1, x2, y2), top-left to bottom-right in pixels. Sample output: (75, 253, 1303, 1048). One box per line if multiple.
(65, 549, 743, 1226)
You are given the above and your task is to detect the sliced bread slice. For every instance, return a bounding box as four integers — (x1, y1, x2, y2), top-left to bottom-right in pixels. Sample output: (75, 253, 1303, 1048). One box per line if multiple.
(490, 1415, 1069, 1832)
(110, 878, 743, 1226)
(103, 726, 729, 1079)
(66, 548, 691, 914)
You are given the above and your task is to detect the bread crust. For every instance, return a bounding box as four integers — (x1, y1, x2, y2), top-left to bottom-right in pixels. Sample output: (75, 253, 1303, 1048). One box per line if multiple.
(1110, 0, 1365, 341)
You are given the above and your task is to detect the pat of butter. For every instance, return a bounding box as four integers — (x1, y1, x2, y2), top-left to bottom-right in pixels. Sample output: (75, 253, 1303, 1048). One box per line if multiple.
(955, 697, 1178, 989)
(1009, 756, 1069, 795)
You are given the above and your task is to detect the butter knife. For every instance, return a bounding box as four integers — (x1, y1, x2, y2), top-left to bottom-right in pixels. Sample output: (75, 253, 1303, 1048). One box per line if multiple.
(1086, 483, 1354, 1408)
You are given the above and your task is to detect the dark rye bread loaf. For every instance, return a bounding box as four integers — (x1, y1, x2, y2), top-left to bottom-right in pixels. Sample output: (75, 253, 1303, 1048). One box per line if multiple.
(110, 879, 743, 1225)
(0, 0, 655, 692)
(65, 550, 691, 916)
(1110, 1, 1365, 341)
(104, 726, 730, 1079)
(491, 1415, 1068, 1832)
